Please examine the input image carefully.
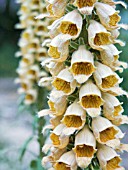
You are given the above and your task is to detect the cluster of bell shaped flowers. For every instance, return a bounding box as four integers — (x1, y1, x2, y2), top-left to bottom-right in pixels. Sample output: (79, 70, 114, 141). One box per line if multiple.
(15, 0, 51, 105)
(38, 0, 128, 169)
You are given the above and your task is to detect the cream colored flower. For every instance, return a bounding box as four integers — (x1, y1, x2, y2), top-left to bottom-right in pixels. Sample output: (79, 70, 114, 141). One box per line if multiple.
(99, 44, 122, 71)
(95, 2, 121, 30)
(70, 45, 95, 84)
(88, 20, 112, 50)
(48, 89, 67, 116)
(79, 80, 104, 117)
(52, 68, 77, 95)
(48, 34, 70, 62)
(58, 10, 83, 39)
(19, 54, 34, 68)
(54, 150, 77, 170)
(17, 79, 33, 94)
(101, 0, 127, 9)
(50, 115, 63, 129)
(61, 100, 86, 135)
(73, 125, 97, 168)
(93, 61, 123, 92)
(46, 61, 65, 76)
(42, 147, 66, 166)
(26, 65, 40, 80)
(34, 20, 49, 36)
(50, 124, 69, 149)
(92, 116, 124, 148)
(36, 47, 48, 61)
(102, 92, 124, 120)
(97, 144, 124, 170)
(28, 38, 39, 53)
(74, 0, 97, 15)
(24, 89, 37, 105)
(46, 0, 67, 18)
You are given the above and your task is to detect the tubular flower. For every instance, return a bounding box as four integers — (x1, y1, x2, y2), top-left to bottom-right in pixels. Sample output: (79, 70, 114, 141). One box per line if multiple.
(92, 116, 124, 149)
(88, 20, 112, 50)
(16, 0, 51, 105)
(70, 45, 95, 84)
(58, 10, 83, 39)
(79, 80, 104, 117)
(48, 90, 67, 116)
(62, 100, 86, 135)
(93, 61, 123, 92)
(50, 124, 69, 149)
(46, 0, 67, 18)
(73, 0, 97, 15)
(54, 151, 77, 170)
(73, 126, 97, 168)
(48, 34, 70, 62)
(97, 144, 124, 170)
(95, 2, 121, 30)
(52, 68, 77, 95)
(37, 0, 128, 169)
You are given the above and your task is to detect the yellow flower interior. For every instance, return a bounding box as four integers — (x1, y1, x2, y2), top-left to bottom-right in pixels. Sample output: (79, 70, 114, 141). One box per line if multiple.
(72, 62, 94, 75)
(28, 70, 36, 76)
(63, 115, 82, 128)
(76, 0, 96, 7)
(22, 32, 30, 40)
(22, 58, 30, 64)
(113, 105, 122, 116)
(75, 144, 95, 157)
(59, 21, 78, 36)
(29, 43, 38, 49)
(102, 75, 118, 88)
(37, 26, 46, 32)
(25, 94, 34, 101)
(81, 95, 103, 108)
(94, 32, 111, 46)
(109, 13, 121, 27)
(47, 4, 54, 16)
(52, 78, 71, 94)
(100, 127, 118, 142)
(48, 46, 60, 59)
(48, 100, 56, 112)
(50, 133, 60, 145)
(21, 83, 28, 90)
(55, 162, 70, 170)
(106, 156, 121, 170)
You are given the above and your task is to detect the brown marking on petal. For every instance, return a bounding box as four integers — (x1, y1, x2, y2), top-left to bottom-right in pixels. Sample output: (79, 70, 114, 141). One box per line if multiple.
(63, 115, 82, 128)
(29, 43, 38, 49)
(109, 13, 121, 27)
(50, 133, 60, 145)
(37, 26, 46, 32)
(113, 105, 122, 116)
(81, 95, 103, 108)
(59, 21, 78, 36)
(48, 46, 60, 59)
(32, 0, 40, 5)
(55, 162, 70, 170)
(48, 100, 56, 112)
(52, 78, 71, 94)
(21, 83, 28, 90)
(113, 55, 119, 62)
(72, 62, 95, 75)
(75, 144, 95, 157)
(100, 127, 118, 142)
(25, 94, 34, 101)
(76, 0, 96, 8)
(102, 75, 118, 89)
(22, 58, 30, 64)
(94, 32, 111, 46)
(28, 70, 36, 76)
(106, 156, 121, 170)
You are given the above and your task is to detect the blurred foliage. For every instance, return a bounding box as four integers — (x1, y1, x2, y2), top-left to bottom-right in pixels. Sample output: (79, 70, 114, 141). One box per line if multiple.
(0, 0, 20, 77)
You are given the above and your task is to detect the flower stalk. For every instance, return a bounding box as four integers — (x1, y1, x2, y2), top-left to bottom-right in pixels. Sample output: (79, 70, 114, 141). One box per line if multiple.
(37, 0, 128, 170)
